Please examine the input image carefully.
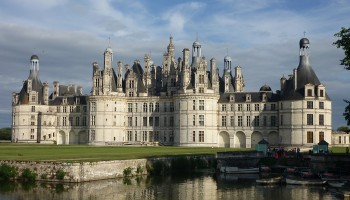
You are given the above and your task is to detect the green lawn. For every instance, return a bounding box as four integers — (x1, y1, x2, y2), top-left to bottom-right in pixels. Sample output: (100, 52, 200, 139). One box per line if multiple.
(0, 143, 251, 162)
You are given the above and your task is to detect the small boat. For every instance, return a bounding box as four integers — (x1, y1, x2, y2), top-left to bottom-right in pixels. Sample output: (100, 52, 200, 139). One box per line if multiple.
(256, 176, 283, 184)
(220, 167, 259, 174)
(285, 177, 326, 185)
(328, 181, 346, 188)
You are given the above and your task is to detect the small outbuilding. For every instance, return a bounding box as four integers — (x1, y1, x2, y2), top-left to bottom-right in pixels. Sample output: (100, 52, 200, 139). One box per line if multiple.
(312, 140, 329, 154)
(256, 139, 269, 155)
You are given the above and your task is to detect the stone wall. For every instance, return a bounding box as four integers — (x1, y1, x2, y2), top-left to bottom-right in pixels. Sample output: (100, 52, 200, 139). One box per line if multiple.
(0, 155, 215, 182)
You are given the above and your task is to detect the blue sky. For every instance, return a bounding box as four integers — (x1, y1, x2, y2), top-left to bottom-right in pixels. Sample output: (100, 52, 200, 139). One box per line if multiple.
(0, 0, 349, 129)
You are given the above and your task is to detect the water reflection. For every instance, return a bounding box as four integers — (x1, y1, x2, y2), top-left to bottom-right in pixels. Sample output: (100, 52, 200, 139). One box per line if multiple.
(0, 174, 340, 200)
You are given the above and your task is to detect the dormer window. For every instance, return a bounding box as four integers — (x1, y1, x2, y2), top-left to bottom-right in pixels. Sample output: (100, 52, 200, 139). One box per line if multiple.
(262, 93, 267, 102)
(230, 94, 235, 102)
(62, 98, 67, 104)
(246, 94, 251, 102)
(319, 90, 324, 97)
(307, 89, 312, 96)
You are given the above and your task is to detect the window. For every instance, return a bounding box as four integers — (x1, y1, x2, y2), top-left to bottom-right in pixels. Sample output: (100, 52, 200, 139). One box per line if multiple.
(70, 106, 73, 112)
(263, 116, 267, 126)
(91, 115, 95, 126)
(63, 117, 67, 126)
(238, 104, 242, 111)
(129, 80, 134, 88)
(280, 103, 283, 110)
(57, 106, 60, 112)
(83, 106, 87, 112)
(247, 104, 251, 111)
(31, 129, 34, 133)
(69, 117, 73, 126)
(246, 116, 251, 126)
(307, 131, 313, 143)
(142, 131, 147, 141)
(135, 103, 138, 112)
(170, 117, 174, 127)
(199, 88, 204, 93)
(221, 116, 227, 126)
(164, 102, 167, 112)
(320, 90, 324, 97)
(63, 106, 67, 113)
(199, 115, 204, 126)
(339, 136, 342, 144)
(155, 117, 159, 127)
(254, 116, 259, 126)
(271, 104, 276, 111)
(319, 132, 324, 142)
(271, 116, 276, 126)
(90, 130, 95, 141)
(193, 131, 196, 142)
(170, 102, 174, 112)
(128, 103, 133, 112)
(30, 135, 34, 139)
(222, 104, 226, 111)
(127, 131, 133, 141)
(31, 106, 35, 112)
(319, 102, 324, 109)
(149, 117, 153, 126)
(238, 116, 243, 127)
(149, 103, 154, 112)
(163, 117, 167, 126)
(280, 115, 283, 125)
(31, 95, 36, 102)
(76, 106, 81, 112)
(143, 117, 147, 127)
(143, 103, 148, 112)
(231, 104, 234, 111)
(254, 104, 259, 111)
(199, 74, 205, 84)
(135, 117, 138, 126)
(230, 116, 234, 126)
(193, 100, 196, 110)
(31, 121, 35, 126)
(155, 103, 159, 112)
(135, 132, 138, 142)
(171, 78, 176, 87)
(82, 116, 87, 126)
(319, 114, 324, 125)
(75, 117, 80, 126)
(199, 131, 204, 142)
(307, 89, 312, 96)
(263, 104, 267, 111)
(307, 101, 313, 109)
(129, 91, 134, 97)
(199, 100, 204, 110)
(193, 115, 196, 126)
(128, 117, 132, 127)
(90, 102, 96, 112)
(307, 114, 313, 125)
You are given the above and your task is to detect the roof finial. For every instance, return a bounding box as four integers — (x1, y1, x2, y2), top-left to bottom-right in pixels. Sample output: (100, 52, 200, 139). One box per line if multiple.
(303, 31, 306, 37)
(108, 35, 111, 47)
(196, 32, 198, 41)
(226, 48, 228, 56)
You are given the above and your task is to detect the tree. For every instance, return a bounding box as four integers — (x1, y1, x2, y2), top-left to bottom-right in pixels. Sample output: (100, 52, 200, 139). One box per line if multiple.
(337, 126, 350, 133)
(344, 100, 350, 126)
(0, 128, 11, 140)
(333, 27, 350, 70)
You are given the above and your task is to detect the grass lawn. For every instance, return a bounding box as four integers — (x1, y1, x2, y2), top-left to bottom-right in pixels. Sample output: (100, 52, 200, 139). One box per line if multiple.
(0, 143, 252, 162)
(330, 146, 349, 154)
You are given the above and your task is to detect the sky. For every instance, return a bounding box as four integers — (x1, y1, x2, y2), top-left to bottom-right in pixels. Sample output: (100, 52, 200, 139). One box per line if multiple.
(0, 0, 349, 129)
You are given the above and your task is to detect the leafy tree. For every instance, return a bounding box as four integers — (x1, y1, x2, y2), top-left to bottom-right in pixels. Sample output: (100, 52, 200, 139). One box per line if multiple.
(0, 128, 11, 140)
(344, 100, 350, 126)
(333, 27, 350, 70)
(337, 126, 350, 133)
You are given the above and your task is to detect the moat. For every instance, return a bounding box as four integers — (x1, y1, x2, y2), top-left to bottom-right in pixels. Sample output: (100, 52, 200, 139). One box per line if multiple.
(0, 173, 343, 200)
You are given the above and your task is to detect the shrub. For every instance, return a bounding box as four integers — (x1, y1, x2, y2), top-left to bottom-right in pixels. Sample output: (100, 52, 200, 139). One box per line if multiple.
(123, 167, 133, 177)
(0, 164, 17, 181)
(20, 168, 37, 182)
(55, 169, 65, 180)
(40, 173, 48, 180)
(136, 165, 143, 175)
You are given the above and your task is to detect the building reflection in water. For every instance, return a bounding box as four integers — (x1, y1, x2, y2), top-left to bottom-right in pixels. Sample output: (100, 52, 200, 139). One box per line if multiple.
(0, 174, 335, 200)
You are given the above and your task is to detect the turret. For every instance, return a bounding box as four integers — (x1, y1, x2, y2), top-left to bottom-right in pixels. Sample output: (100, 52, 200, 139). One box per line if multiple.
(234, 66, 244, 92)
(117, 61, 123, 93)
(53, 81, 59, 99)
(43, 81, 49, 105)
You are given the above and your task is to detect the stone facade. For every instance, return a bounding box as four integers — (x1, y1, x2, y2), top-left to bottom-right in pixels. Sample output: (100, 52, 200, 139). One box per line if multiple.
(12, 37, 332, 148)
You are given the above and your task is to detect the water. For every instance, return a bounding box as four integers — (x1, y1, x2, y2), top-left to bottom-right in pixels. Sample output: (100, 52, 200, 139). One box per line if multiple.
(0, 174, 342, 200)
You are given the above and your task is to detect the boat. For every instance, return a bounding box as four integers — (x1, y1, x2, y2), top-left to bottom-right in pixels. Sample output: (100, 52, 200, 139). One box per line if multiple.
(285, 177, 327, 185)
(328, 181, 346, 188)
(256, 176, 283, 184)
(220, 166, 259, 174)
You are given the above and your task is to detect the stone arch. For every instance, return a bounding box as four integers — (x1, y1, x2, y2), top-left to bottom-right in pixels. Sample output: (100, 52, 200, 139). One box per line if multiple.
(251, 131, 263, 148)
(235, 131, 246, 148)
(69, 130, 78, 144)
(58, 130, 66, 145)
(79, 131, 88, 144)
(219, 131, 230, 148)
(268, 131, 279, 145)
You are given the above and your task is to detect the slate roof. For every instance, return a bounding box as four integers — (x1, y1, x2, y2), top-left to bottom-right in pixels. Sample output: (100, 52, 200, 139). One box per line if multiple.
(18, 69, 44, 104)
